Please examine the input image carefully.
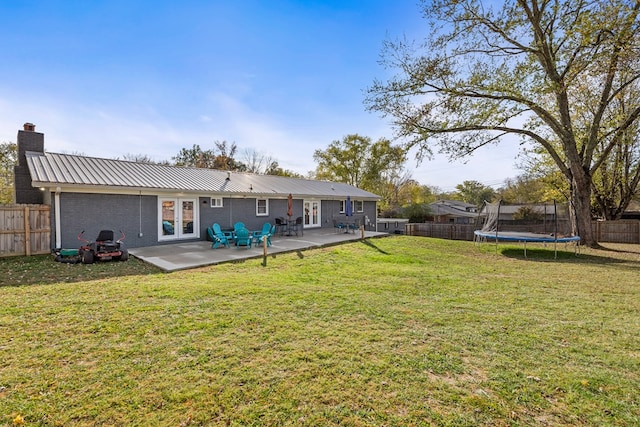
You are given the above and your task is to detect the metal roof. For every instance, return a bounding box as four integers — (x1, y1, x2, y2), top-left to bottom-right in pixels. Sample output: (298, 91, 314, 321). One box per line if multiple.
(428, 200, 480, 218)
(25, 151, 380, 200)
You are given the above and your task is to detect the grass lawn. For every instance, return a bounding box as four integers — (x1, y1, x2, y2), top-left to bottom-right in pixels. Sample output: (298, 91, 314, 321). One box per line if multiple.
(1, 236, 639, 426)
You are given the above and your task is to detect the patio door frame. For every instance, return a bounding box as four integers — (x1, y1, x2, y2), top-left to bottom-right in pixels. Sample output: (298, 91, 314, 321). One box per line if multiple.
(303, 199, 321, 229)
(158, 197, 199, 242)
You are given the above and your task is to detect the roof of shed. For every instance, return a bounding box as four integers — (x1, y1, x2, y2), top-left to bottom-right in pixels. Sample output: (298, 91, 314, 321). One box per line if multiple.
(25, 151, 380, 200)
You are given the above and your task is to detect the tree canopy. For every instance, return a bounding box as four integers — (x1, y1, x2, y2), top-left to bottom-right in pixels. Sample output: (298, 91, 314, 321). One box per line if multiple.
(454, 180, 497, 208)
(0, 142, 17, 204)
(313, 134, 408, 209)
(172, 141, 246, 171)
(365, 0, 640, 246)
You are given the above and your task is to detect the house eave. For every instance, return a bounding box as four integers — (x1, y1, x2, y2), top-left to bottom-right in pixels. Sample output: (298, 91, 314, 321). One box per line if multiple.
(33, 182, 381, 201)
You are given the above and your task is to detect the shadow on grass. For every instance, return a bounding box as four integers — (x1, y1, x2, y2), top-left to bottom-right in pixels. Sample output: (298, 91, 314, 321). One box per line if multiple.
(499, 247, 640, 270)
(360, 238, 391, 255)
(0, 254, 162, 287)
(595, 243, 640, 256)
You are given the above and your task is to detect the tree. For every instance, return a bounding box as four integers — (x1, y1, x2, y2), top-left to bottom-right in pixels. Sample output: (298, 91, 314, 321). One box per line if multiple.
(375, 169, 415, 211)
(313, 134, 407, 203)
(498, 174, 555, 204)
(398, 180, 438, 206)
(589, 95, 640, 219)
(591, 124, 640, 219)
(513, 206, 544, 221)
(172, 144, 216, 168)
(455, 180, 497, 208)
(240, 148, 278, 174)
(365, 0, 640, 247)
(211, 141, 246, 171)
(265, 163, 304, 178)
(118, 153, 168, 164)
(1, 142, 17, 204)
(522, 67, 640, 219)
(172, 141, 246, 171)
(402, 203, 432, 223)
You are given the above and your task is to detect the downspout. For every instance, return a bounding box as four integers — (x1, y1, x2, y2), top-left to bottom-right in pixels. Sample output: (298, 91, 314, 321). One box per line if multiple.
(54, 187, 61, 248)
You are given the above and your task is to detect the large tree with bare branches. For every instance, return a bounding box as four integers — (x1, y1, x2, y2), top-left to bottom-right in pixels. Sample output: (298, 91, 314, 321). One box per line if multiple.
(365, 0, 640, 246)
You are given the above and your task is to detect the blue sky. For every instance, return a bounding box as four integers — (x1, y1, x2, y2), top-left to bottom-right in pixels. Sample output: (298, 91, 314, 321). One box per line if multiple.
(0, 0, 522, 191)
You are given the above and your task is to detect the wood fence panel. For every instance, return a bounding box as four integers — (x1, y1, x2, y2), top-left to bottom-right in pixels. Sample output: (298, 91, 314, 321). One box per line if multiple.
(0, 204, 51, 257)
(407, 220, 640, 244)
(406, 223, 476, 241)
(592, 220, 640, 244)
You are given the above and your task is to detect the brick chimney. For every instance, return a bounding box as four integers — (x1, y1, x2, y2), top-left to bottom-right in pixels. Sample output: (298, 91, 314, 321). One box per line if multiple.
(14, 122, 45, 204)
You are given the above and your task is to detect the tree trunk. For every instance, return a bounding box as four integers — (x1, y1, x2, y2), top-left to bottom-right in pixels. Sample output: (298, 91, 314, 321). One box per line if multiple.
(571, 172, 597, 247)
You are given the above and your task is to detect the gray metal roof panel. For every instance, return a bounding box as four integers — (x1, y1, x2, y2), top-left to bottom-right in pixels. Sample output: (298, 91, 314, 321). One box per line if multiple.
(25, 151, 380, 199)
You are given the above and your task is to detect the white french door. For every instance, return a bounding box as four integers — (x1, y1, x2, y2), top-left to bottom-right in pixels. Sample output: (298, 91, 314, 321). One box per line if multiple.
(303, 200, 321, 228)
(158, 197, 199, 241)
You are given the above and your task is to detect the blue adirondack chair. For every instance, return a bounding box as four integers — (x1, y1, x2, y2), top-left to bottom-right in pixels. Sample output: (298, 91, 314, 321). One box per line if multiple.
(235, 227, 252, 249)
(268, 224, 276, 246)
(252, 222, 272, 247)
(208, 224, 230, 249)
(213, 223, 233, 241)
(233, 222, 246, 234)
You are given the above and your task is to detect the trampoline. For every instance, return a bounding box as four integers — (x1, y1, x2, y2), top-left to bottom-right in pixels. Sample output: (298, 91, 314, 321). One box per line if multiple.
(474, 230, 581, 243)
(475, 201, 581, 258)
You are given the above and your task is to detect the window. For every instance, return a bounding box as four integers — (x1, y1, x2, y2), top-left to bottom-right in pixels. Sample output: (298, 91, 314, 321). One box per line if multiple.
(256, 198, 269, 216)
(210, 197, 223, 208)
(339, 200, 345, 213)
(355, 200, 364, 212)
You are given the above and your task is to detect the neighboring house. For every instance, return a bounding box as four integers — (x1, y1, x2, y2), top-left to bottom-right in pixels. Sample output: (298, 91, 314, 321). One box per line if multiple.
(13, 124, 380, 249)
(621, 200, 640, 220)
(427, 200, 479, 224)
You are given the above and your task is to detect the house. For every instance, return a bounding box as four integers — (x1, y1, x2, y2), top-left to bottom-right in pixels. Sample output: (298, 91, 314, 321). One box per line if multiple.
(427, 200, 479, 224)
(14, 123, 380, 250)
(621, 199, 640, 220)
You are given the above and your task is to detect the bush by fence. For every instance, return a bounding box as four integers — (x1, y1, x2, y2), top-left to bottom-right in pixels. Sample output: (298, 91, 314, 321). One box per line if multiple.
(406, 220, 640, 244)
(0, 204, 51, 257)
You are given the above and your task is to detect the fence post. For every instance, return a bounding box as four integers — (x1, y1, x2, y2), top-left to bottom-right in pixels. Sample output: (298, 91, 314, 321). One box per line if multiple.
(24, 206, 31, 256)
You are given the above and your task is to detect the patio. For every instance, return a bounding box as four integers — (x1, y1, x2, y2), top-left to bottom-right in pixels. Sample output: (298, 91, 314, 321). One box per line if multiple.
(129, 228, 388, 272)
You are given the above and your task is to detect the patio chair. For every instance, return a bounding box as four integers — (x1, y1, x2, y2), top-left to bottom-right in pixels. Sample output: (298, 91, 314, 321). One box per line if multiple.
(162, 220, 174, 235)
(290, 216, 303, 236)
(235, 227, 252, 249)
(348, 217, 360, 234)
(213, 223, 234, 241)
(233, 222, 246, 234)
(252, 222, 273, 247)
(274, 217, 286, 236)
(333, 218, 346, 233)
(208, 224, 230, 249)
(269, 224, 276, 246)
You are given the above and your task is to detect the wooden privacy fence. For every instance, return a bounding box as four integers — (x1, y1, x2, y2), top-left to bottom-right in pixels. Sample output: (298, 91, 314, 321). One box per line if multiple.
(405, 223, 477, 241)
(406, 220, 640, 244)
(592, 220, 640, 244)
(0, 204, 51, 257)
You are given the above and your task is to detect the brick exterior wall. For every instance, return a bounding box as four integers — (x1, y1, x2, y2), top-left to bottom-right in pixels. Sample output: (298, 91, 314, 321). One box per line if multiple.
(14, 129, 44, 204)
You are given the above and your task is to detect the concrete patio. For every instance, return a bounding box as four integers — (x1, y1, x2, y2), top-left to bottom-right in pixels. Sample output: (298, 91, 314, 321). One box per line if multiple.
(129, 228, 388, 272)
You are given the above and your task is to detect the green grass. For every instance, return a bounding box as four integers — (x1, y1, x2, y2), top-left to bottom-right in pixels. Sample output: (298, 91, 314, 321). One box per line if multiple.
(1, 237, 639, 426)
